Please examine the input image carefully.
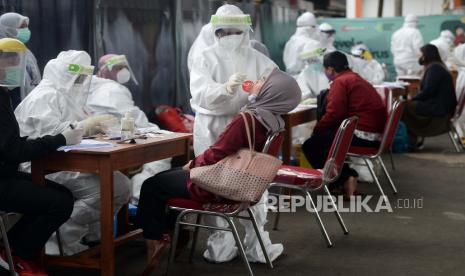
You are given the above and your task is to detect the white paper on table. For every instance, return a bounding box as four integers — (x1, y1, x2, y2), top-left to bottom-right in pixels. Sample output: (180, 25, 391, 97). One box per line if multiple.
(57, 139, 114, 152)
(136, 127, 173, 135)
(290, 104, 317, 113)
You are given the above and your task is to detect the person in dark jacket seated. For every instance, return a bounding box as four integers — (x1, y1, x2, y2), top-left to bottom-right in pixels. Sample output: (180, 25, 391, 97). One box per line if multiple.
(136, 68, 301, 275)
(402, 44, 457, 148)
(302, 51, 387, 198)
(0, 38, 82, 276)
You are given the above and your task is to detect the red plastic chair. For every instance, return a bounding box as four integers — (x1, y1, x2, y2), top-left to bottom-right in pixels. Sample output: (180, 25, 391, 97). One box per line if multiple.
(347, 100, 405, 198)
(269, 116, 358, 248)
(449, 87, 465, 152)
(166, 132, 284, 276)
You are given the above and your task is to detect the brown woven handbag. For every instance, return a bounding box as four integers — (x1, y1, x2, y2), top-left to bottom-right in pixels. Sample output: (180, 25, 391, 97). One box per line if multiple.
(190, 112, 282, 202)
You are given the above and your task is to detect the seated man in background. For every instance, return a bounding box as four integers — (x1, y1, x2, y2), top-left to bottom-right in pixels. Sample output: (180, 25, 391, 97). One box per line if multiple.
(302, 51, 387, 198)
(87, 54, 171, 205)
(14, 50, 131, 255)
(402, 44, 457, 148)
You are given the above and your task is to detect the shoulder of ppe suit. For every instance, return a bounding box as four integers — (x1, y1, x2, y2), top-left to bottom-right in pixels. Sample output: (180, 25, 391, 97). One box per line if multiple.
(15, 85, 59, 115)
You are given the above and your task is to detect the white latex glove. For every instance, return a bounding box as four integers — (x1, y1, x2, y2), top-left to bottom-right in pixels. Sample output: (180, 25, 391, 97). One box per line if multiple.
(61, 127, 84, 145)
(78, 114, 117, 136)
(225, 72, 247, 94)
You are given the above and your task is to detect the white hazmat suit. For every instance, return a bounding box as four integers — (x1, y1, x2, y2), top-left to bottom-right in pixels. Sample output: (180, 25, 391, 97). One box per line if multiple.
(349, 44, 385, 85)
(430, 30, 455, 64)
(189, 4, 281, 264)
(295, 42, 329, 100)
(283, 12, 320, 75)
(87, 76, 172, 205)
(390, 14, 424, 77)
(14, 50, 131, 255)
(318, 22, 336, 52)
(453, 43, 465, 138)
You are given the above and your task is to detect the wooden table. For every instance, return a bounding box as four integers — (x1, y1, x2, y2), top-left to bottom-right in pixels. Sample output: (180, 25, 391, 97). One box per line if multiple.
(31, 133, 192, 276)
(282, 106, 317, 165)
(397, 76, 421, 98)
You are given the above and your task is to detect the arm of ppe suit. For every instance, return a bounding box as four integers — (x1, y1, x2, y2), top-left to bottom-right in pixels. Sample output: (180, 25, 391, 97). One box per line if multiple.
(190, 58, 242, 114)
(0, 94, 65, 163)
(87, 85, 154, 128)
(78, 114, 117, 136)
(413, 65, 443, 101)
(411, 30, 424, 56)
(14, 92, 71, 138)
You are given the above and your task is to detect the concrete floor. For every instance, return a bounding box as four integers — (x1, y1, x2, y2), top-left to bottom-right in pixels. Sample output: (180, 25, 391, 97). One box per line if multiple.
(2, 134, 465, 276)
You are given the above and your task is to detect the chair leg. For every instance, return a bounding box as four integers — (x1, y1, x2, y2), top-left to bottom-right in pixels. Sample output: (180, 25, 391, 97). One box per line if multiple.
(272, 187, 284, 230)
(323, 186, 349, 235)
(305, 191, 333, 248)
(449, 130, 463, 153)
(0, 215, 16, 276)
(246, 208, 273, 269)
(188, 214, 201, 264)
(377, 156, 398, 194)
(166, 214, 183, 276)
(389, 147, 396, 171)
(364, 158, 387, 198)
(56, 229, 65, 257)
(223, 216, 254, 276)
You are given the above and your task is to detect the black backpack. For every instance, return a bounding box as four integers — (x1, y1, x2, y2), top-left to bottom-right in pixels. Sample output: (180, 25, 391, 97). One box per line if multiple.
(316, 89, 329, 121)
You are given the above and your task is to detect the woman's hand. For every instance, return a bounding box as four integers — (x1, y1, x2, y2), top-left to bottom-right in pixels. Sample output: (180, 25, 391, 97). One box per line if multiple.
(183, 160, 193, 171)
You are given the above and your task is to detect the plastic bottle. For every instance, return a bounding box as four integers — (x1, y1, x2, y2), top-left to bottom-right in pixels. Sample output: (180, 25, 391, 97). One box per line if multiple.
(120, 112, 135, 140)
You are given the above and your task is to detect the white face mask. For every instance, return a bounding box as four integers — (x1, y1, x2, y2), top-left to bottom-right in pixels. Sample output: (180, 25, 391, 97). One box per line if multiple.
(116, 68, 131, 84)
(218, 34, 244, 51)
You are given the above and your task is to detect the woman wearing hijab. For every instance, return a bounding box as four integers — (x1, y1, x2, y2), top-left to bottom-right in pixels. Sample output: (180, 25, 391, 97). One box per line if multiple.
(136, 68, 301, 273)
(0, 12, 41, 108)
(402, 44, 457, 148)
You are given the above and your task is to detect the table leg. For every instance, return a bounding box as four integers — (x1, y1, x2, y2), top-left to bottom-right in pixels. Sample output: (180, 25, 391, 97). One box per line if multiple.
(99, 159, 115, 276)
(283, 125, 292, 165)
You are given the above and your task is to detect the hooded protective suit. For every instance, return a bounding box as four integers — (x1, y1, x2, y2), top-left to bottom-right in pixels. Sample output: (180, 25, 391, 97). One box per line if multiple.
(88, 55, 171, 205)
(14, 50, 131, 255)
(295, 42, 329, 100)
(0, 13, 41, 101)
(188, 22, 270, 72)
(453, 43, 465, 138)
(390, 14, 424, 76)
(430, 30, 455, 64)
(283, 12, 320, 75)
(318, 22, 336, 52)
(349, 44, 385, 85)
(189, 4, 280, 264)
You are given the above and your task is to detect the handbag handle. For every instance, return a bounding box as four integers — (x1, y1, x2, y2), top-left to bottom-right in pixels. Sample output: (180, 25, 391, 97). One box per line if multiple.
(240, 112, 256, 152)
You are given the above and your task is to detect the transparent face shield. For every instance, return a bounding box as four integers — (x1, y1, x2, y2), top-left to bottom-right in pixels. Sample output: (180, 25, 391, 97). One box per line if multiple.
(104, 55, 139, 85)
(0, 49, 26, 89)
(211, 14, 252, 42)
(67, 63, 94, 114)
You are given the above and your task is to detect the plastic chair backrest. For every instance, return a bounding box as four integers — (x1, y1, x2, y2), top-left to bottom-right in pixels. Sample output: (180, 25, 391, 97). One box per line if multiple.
(324, 116, 358, 183)
(380, 100, 405, 152)
(453, 87, 465, 122)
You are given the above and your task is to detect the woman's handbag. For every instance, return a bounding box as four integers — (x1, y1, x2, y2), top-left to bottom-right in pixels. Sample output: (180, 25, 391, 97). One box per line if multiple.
(190, 112, 282, 202)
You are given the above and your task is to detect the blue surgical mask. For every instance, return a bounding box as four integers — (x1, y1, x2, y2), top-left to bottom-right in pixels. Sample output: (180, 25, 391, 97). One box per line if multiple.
(4, 66, 22, 87)
(16, 28, 31, 44)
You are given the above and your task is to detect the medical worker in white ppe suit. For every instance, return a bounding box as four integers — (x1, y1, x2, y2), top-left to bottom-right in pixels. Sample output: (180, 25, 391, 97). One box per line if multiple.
(14, 50, 131, 255)
(189, 4, 282, 263)
(390, 14, 424, 77)
(452, 43, 465, 138)
(349, 43, 385, 85)
(318, 22, 336, 52)
(87, 54, 172, 205)
(430, 30, 455, 65)
(283, 11, 320, 75)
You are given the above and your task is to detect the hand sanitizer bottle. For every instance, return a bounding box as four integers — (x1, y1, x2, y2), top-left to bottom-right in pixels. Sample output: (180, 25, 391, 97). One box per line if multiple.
(121, 112, 135, 140)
